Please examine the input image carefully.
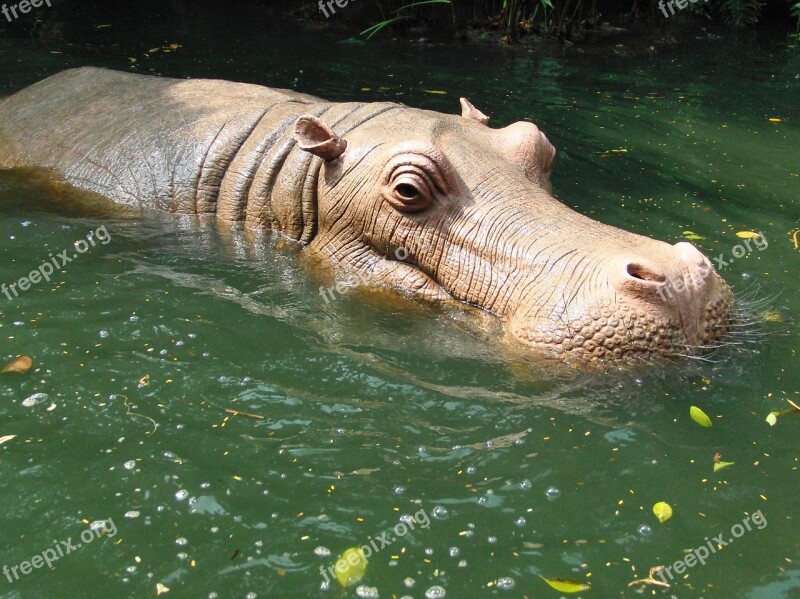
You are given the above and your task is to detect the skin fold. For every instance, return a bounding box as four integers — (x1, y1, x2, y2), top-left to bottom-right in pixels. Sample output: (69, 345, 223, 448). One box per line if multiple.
(0, 67, 734, 363)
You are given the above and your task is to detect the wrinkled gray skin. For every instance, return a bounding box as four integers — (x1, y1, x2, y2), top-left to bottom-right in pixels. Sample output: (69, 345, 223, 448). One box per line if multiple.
(0, 67, 733, 362)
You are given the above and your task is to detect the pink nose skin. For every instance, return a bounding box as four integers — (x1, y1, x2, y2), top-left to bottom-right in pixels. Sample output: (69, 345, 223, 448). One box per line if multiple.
(612, 242, 715, 302)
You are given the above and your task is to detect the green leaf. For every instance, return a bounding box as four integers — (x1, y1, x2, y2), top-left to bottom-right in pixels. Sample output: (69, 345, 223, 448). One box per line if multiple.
(335, 547, 367, 587)
(690, 406, 713, 427)
(714, 461, 735, 472)
(653, 501, 673, 523)
(682, 230, 706, 241)
(540, 576, 591, 593)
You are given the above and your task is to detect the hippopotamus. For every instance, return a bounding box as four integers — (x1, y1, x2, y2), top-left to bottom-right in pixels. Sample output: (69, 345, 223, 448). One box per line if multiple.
(0, 67, 733, 362)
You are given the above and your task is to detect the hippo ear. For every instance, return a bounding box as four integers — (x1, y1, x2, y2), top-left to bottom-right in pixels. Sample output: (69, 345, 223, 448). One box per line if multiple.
(460, 98, 490, 125)
(294, 115, 347, 161)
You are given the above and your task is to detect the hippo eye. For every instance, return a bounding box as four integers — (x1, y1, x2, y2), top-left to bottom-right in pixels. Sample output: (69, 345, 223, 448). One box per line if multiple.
(395, 183, 419, 201)
(384, 168, 434, 212)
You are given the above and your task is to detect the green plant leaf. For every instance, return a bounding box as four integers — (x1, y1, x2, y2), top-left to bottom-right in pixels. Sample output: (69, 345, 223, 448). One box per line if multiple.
(682, 230, 706, 240)
(690, 406, 713, 427)
(653, 501, 673, 523)
(335, 547, 367, 587)
(540, 576, 591, 593)
(714, 461, 735, 472)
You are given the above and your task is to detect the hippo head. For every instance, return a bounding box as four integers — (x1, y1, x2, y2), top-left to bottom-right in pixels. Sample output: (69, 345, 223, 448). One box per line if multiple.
(294, 100, 734, 363)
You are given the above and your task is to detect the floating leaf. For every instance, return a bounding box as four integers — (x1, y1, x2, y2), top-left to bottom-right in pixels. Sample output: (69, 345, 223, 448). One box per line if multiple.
(0, 435, 16, 445)
(762, 310, 783, 322)
(652, 501, 673, 523)
(148, 47, 160, 53)
(736, 231, 761, 239)
(540, 576, 591, 593)
(95, 24, 112, 29)
(714, 461, 735, 472)
(424, 90, 448, 95)
(1, 356, 32, 373)
(690, 406, 713, 427)
(335, 547, 367, 587)
(155, 583, 169, 595)
(766, 412, 778, 426)
(768, 118, 782, 123)
(682, 231, 706, 241)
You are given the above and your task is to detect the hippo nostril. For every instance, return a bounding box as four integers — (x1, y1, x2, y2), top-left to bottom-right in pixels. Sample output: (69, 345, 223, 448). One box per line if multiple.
(625, 262, 667, 285)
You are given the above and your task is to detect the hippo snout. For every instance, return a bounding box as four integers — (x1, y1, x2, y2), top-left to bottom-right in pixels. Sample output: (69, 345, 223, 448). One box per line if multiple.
(509, 239, 734, 362)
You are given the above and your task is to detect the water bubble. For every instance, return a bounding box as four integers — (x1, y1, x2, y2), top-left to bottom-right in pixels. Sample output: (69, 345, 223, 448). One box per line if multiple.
(520, 479, 532, 490)
(175, 537, 188, 546)
(515, 516, 527, 527)
(638, 524, 652, 536)
(496, 577, 516, 590)
(399, 514, 415, 525)
(466, 466, 476, 474)
(394, 486, 405, 495)
(425, 586, 446, 598)
(314, 546, 331, 557)
(424, 547, 434, 556)
(124, 511, 140, 519)
(175, 489, 189, 501)
(458, 559, 467, 568)
(200, 482, 210, 489)
(404, 577, 415, 588)
(99, 330, 109, 338)
(245, 593, 257, 599)
(355, 585, 379, 598)
(125, 565, 137, 574)
(448, 546, 460, 557)
(545, 486, 561, 499)
(176, 552, 188, 560)
(487, 536, 497, 544)
(123, 460, 136, 470)
(432, 506, 448, 519)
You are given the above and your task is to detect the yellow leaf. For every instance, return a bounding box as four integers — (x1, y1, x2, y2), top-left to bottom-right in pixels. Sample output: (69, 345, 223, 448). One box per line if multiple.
(736, 231, 760, 239)
(148, 47, 160, 53)
(713, 461, 734, 472)
(335, 547, 367, 587)
(762, 310, 782, 322)
(766, 412, 778, 426)
(690, 406, 713, 427)
(540, 576, 591, 593)
(156, 583, 169, 595)
(169, 43, 181, 49)
(0, 435, 16, 445)
(653, 501, 673, 523)
(1, 356, 32, 374)
(768, 118, 781, 122)
(424, 90, 448, 95)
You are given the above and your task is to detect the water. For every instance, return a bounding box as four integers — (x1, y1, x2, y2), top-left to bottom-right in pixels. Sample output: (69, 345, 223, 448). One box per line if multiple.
(1, 3, 798, 598)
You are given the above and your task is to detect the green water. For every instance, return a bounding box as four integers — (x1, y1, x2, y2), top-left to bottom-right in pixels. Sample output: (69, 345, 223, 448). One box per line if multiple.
(1, 4, 799, 598)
